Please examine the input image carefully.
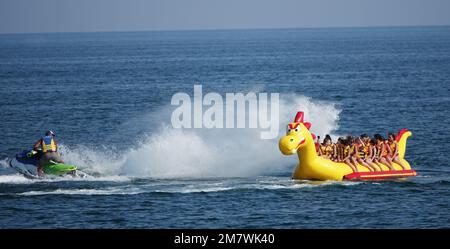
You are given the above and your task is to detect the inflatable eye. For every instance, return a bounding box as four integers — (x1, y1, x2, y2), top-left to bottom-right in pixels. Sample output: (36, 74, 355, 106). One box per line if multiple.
(295, 128, 298, 132)
(286, 125, 291, 133)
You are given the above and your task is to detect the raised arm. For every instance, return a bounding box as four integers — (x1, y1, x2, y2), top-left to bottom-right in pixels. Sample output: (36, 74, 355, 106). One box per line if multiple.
(358, 137, 365, 147)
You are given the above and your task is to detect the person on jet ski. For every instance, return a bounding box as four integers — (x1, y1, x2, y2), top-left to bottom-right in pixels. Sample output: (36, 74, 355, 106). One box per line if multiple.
(33, 130, 64, 176)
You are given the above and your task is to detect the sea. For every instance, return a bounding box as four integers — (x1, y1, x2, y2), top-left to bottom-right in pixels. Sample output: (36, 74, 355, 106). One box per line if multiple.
(0, 26, 449, 228)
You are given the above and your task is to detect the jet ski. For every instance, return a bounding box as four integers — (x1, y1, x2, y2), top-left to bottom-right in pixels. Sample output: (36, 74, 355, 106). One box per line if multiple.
(8, 149, 88, 179)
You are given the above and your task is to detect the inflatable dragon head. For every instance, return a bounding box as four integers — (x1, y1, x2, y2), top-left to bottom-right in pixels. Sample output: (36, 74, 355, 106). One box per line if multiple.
(279, 111, 316, 155)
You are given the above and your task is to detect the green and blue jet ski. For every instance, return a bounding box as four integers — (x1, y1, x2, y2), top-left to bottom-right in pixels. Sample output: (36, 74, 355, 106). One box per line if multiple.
(8, 149, 87, 179)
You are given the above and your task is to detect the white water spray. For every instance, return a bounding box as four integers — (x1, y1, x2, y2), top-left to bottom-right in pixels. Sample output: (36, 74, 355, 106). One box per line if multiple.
(57, 94, 341, 179)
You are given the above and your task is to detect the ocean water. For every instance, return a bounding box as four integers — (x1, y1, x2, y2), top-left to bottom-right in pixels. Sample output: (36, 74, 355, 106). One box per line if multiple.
(0, 26, 449, 228)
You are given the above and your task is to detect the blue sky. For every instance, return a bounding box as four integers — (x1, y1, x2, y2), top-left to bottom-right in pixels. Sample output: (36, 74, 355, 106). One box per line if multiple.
(1, 0, 449, 33)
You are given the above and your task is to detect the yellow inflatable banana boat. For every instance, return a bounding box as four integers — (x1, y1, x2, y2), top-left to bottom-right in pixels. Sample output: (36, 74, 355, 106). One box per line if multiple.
(279, 111, 417, 181)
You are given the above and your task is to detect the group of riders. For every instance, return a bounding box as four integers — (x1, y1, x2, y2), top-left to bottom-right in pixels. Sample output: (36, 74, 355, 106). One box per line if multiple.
(315, 133, 406, 172)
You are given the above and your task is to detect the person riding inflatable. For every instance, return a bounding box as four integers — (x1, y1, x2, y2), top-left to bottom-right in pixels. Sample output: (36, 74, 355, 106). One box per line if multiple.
(32, 130, 65, 176)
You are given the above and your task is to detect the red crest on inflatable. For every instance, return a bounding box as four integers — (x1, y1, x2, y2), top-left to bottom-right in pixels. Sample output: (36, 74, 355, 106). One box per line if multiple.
(294, 112, 304, 123)
(293, 111, 316, 142)
(294, 112, 311, 131)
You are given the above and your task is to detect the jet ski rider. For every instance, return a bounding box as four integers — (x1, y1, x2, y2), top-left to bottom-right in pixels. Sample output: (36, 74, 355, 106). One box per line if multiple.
(33, 130, 65, 176)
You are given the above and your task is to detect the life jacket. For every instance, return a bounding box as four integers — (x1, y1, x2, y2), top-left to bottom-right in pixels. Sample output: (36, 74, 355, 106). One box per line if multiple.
(357, 144, 366, 159)
(363, 144, 371, 158)
(363, 144, 370, 154)
(325, 144, 334, 157)
(383, 141, 390, 157)
(343, 145, 350, 158)
(377, 141, 388, 158)
(389, 141, 398, 156)
(350, 144, 359, 158)
(371, 146, 378, 159)
(376, 142, 382, 157)
(349, 144, 355, 157)
(319, 144, 327, 155)
(338, 145, 344, 159)
(41, 135, 57, 153)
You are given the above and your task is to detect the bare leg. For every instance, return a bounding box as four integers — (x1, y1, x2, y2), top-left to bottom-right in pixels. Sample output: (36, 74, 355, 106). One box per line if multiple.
(365, 158, 376, 171)
(369, 162, 380, 171)
(380, 157, 394, 170)
(366, 159, 383, 171)
(357, 158, 374, 172)
(393, 157, 406, 170)
(350, 157, 361, 171)
(360, 158, 377, 172)
(372, 159, 384, 171)
(386, 157, 394, 169)
(345, 159, 358, 172)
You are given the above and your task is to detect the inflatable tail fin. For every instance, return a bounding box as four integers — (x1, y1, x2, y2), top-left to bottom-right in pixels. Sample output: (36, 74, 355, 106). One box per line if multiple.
(396, 129, 412, 159)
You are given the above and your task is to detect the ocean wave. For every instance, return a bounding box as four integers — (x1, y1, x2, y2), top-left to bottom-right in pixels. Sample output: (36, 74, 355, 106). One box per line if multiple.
(2, 176, 366, 196)
(0, 174, 131, 184)
(0, 174, 33, 184)
(17, 187, 143, 196)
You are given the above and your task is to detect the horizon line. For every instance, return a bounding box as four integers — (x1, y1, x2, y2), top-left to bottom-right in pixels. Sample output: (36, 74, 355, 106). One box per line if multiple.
(1, 24, 449, 36)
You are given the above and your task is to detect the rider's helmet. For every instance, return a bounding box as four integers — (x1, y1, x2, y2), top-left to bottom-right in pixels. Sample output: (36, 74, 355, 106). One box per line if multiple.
(45, 130, 56, 137)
